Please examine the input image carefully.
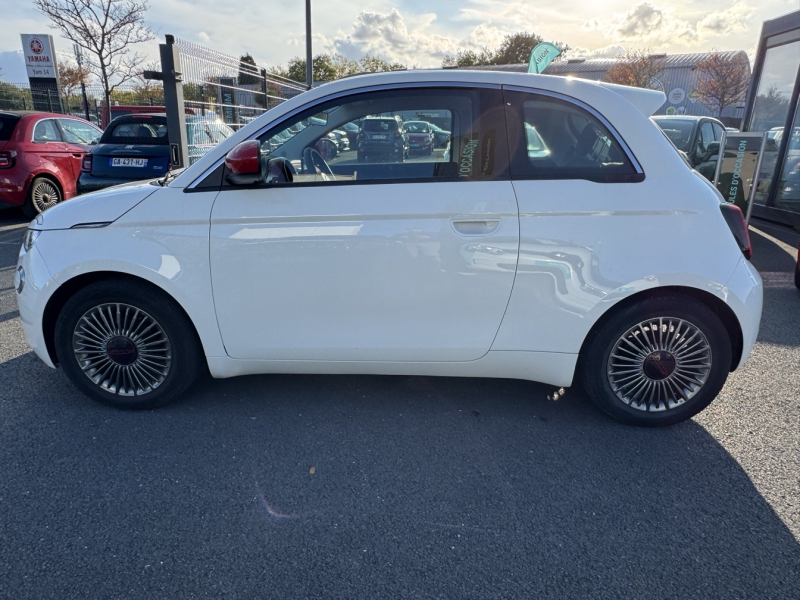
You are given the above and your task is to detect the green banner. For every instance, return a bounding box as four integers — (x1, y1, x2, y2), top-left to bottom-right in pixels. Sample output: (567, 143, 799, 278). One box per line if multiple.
(528, 42, 561, 74)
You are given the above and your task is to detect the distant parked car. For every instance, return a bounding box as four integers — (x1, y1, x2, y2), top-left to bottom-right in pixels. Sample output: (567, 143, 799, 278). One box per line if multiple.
(79, 114, 235, 193)
(357, 116, 408, 162)
(78, 114, 171, 194)
(186, 117, 235, 165)
(652, 115, 726, 181)
(405, 121, 435, 155)
(428, 123, 451, 147)
(341, 122, 360, 146)
(0, 110, 101, 217)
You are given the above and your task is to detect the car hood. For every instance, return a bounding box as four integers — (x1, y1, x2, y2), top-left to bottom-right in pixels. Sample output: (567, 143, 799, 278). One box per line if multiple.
(34, 179, 160, 230)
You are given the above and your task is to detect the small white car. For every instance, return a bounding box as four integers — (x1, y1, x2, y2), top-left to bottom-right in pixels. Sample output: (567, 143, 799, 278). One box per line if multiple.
(15, 70, 762, 426)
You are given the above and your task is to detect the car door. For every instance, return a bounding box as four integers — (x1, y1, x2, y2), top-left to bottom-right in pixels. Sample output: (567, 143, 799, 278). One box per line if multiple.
(31, 118, 75, 190)
(57, 118, 102, 180)
(208, 85, 520, 362)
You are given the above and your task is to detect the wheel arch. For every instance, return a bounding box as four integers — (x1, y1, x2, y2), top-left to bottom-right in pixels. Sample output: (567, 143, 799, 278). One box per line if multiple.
(42, 271, 205, 366)
(577, 285, 744, 373)
(27, 171, 65, 199)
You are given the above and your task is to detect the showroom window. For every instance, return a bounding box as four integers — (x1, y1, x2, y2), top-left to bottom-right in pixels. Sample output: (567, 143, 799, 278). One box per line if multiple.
(504, 90, 641, 183)
(241, 86, 508, 187)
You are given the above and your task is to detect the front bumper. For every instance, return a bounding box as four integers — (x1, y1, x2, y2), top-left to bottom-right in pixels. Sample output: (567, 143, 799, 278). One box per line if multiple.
(16, 236, 58, 368)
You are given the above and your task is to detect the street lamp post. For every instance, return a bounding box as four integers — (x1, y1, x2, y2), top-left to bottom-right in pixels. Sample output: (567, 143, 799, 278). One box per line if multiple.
(305, 0, 312, 89)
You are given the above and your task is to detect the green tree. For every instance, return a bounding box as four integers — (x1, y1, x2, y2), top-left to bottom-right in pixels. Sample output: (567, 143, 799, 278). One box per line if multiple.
(358, 54, 405, 73)
(238, 53, 260, 85)
(286, 54, 338, 84)
(441, 32, 569, 68)
(493, 32, 565, 65)
(442, 48, 494, 68)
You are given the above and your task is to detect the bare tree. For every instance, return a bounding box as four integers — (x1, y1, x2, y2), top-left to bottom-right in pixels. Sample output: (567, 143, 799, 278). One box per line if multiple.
(131, 60, 163, 104)
(32, 0, 155, 116)
(696, 52, 750, 117)
(59, 61, 90, 99)
(605, 49, 665, 89)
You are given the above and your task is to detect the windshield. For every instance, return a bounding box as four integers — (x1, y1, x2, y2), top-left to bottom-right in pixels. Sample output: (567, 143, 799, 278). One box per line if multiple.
(406, 122, 430, 133)
(363, 119, 398, 132)
(652, 118, 695, 151)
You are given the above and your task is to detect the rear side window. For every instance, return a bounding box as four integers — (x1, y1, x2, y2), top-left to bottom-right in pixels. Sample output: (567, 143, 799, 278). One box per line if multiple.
(101, 119, 168, 144)
(33, 119, 62, 142)
(505, 90, 642, 183)
(0, 114, 20, 141)
(58, 119, 101, 144)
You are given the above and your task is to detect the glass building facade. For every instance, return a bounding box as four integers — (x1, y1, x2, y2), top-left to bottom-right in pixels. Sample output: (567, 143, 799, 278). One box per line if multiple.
(744, 11, 800, 226)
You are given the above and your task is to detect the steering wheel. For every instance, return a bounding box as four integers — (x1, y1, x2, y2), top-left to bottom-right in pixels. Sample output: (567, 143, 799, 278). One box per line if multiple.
(302, 147, 334, 180)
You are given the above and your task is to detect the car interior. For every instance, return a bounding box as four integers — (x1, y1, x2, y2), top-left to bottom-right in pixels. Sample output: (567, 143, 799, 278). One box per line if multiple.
(254, 91, 487, 185)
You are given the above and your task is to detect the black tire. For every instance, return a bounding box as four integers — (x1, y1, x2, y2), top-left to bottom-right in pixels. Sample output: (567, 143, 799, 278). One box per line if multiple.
(580, 296, 732, 426)
(54, 279, 203, 410)
(23, 176, 62, 219)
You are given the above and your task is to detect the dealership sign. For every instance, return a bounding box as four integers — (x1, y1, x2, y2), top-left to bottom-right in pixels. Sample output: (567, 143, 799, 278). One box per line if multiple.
(713, 132, 769, 223)
(20, 34, 60, 79)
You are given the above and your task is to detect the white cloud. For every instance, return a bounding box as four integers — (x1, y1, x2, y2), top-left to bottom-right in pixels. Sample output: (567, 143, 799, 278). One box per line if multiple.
(698, 2, 753, 37)
(609, 2, 697, 45)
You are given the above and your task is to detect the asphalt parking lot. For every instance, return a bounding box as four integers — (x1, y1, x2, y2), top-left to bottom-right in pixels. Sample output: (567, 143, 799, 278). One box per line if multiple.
(1, 208, 798, 599)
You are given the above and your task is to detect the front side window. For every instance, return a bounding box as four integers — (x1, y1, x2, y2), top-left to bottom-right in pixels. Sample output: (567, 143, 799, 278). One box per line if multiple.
(58, 119, 101, 144)
(504, 90, 641, 183)
(33, 119, 61, 143)
(243, 87, 507, 186)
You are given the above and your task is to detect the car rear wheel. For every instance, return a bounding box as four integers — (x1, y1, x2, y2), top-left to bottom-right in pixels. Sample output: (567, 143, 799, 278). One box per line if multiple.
(580, 296, 731, 426)
(23, 176, 61, 218)
(55, 280, 203, 410)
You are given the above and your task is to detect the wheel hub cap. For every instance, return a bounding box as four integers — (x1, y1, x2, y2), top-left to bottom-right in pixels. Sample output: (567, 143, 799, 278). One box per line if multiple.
(607, 317, 712, 412)
(642, 351, 676, 380)
(106, 336, 138, 366)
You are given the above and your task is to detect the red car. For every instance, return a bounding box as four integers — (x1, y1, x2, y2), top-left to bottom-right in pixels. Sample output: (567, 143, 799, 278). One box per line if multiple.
(0, 111, 102, 218)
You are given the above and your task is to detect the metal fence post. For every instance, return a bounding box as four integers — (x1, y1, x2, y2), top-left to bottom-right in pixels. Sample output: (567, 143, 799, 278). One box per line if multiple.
(159, 35, 189, 169)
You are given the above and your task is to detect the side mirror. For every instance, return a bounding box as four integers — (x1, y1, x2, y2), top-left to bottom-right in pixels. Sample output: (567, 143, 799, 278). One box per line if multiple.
(225, 140, 263, 185)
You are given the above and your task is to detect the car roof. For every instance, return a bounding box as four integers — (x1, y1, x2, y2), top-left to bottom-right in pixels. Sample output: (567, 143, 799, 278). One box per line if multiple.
(0, 110, 78, 119)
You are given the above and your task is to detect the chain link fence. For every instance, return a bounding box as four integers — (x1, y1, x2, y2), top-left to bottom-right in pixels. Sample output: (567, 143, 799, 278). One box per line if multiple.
(0, 81, 165, 126)
(175, 38, 307, 131)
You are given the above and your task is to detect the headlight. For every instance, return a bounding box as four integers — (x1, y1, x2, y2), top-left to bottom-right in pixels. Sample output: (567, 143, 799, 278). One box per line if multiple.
(22, 229, 41, 252)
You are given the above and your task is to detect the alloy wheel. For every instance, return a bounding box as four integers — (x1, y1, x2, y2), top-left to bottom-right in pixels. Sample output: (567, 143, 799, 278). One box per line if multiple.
(606, 317, 712, 412)
(31, 180, 61, 213)
(72, 303, 172, 396)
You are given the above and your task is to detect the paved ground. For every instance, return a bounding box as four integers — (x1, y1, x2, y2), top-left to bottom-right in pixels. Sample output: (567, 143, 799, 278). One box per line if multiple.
(0, 208, 798, 599)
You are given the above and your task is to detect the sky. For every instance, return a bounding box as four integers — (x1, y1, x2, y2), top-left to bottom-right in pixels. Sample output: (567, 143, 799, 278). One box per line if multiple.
(0, 0, 797, 83)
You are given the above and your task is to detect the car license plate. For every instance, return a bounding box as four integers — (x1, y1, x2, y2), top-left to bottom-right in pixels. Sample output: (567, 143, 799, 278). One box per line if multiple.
(372, 135, 387, 140)
(110, 158, 148, 167)
(410, 143, 420, 147)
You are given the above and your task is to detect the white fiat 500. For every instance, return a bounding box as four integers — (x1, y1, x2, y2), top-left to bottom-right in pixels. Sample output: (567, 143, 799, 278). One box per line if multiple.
(15, 70, 762, 426)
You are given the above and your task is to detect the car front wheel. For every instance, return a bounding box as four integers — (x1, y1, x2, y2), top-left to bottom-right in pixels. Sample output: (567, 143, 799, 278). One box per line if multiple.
(55, 280, 202, 410)
(580, 296, 731, 426)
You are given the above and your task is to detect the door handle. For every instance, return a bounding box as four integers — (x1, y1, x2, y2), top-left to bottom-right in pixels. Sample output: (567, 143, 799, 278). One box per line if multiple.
(450, 219, 501, 236)
(71, 153, 82, 158)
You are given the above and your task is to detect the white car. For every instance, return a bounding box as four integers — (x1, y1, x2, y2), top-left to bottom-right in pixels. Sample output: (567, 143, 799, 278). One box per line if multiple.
(14, 69, 762, 426)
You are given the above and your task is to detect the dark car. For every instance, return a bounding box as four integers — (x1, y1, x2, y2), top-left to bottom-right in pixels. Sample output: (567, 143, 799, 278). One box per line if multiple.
(341, 122, 360, 146)
(652, 115, 727, 181)
(357, 116, 408, 163)
(78, 114, 171, 194)
(428, 123, 451, 147)
(0, 111, 101, 216)
(405, 121, 435, 155)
